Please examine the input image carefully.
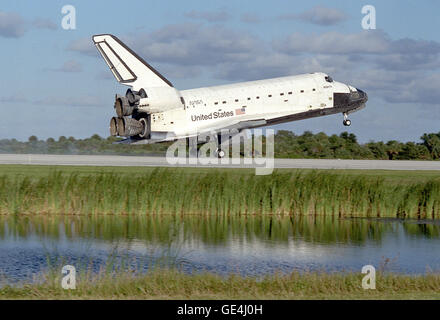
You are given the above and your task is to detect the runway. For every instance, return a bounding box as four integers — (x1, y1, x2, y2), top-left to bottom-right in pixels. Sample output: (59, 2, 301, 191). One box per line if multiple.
(0, 154, 440, 170)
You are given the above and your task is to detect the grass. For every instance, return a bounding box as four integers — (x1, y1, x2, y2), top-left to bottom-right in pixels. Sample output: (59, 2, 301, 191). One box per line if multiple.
(0, 164, 439, 183)
(0, 166, 439, 218)
(2, 269, 440, 300)
(0, 165, 439, 300)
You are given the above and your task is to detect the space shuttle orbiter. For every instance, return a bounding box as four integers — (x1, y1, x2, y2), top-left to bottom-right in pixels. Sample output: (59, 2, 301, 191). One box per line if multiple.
(93, 34, 367, 157)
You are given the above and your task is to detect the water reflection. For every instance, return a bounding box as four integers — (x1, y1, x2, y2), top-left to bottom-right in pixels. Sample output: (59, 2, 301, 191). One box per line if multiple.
(1, 215, 440, 284)
(0, 215, 403, 244)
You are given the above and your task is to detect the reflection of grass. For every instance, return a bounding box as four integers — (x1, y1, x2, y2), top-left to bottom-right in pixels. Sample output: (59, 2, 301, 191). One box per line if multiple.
(1, 214, 439, 254)
(402, 222, 440, 238)
(0, 214, 403, 245)
(2, 269, 440, 300)
(0, 168, 439, 218)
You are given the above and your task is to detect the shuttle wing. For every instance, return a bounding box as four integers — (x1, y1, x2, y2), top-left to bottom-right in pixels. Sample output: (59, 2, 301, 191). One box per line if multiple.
(92, 34, 173, 88)
(120, 119, 268, 145)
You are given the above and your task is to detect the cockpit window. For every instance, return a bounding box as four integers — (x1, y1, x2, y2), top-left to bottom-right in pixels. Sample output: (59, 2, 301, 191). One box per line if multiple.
(325, 76, 333, 83)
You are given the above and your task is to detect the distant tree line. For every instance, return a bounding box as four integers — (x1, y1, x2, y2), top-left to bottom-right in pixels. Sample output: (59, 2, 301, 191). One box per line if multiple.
(0, 131, 439, 160)
(0, 135, 170, 156)
(273, 131, 440, 160)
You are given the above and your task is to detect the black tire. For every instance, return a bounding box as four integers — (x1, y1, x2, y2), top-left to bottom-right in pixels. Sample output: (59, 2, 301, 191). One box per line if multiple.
(216, 149, 225, 158)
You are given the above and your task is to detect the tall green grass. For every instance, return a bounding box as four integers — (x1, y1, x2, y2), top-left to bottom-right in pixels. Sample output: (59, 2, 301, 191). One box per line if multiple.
(0, 169, 439, 218)
(2, 268, 440, 300)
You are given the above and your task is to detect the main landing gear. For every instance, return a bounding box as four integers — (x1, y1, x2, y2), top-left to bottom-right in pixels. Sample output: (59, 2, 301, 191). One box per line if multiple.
(215, 148, 226, 158)
(215, 134, 226, 158)
(342, 113, 351, 126)
(188, 135, 227, 158)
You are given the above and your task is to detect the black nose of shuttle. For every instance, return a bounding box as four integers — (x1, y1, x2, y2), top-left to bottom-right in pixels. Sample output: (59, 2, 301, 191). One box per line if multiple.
(355, 88, 368, 104)
(334, 88, 368, 109)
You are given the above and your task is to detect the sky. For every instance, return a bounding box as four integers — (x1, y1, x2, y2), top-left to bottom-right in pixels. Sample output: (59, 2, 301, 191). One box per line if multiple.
(0, 0, 439, 143)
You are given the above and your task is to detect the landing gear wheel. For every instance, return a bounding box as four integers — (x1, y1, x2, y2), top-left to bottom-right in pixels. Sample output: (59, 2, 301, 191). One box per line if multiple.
(342, 113, 351, 127)
(216, 148, 225, 158)
(216, 133, 226, 159)
(343, 119, 351, 126)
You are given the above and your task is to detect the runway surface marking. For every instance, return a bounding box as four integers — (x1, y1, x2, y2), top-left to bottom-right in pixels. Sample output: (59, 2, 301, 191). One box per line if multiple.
(0, 154, 439, 170)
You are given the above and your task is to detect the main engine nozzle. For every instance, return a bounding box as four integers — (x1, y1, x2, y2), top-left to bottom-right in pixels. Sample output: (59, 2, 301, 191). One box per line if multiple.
(110, 117, 149, 137)
(109, 117, 118, 136)
(114, 89, 147, 117)
(114, 95, 136, 117)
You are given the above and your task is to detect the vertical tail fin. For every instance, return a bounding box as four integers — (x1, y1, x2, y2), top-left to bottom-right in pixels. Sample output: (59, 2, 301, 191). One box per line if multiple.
(92, 34, 173, 88)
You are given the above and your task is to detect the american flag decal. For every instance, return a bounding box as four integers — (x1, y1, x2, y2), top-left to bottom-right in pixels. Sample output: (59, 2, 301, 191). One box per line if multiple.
(235, 107, 246, 115)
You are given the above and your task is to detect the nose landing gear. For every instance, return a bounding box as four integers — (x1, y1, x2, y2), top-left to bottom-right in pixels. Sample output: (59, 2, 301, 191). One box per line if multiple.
(342, 113, 351, 126)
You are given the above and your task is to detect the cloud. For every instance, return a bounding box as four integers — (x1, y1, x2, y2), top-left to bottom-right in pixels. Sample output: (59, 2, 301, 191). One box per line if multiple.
(48, 60, 83, 73)
(69, 23, 260, 80)
(184, 9, 231, 22)
(274, 30, 391, 55)
(0, 11, 58, 38)
(381, 73, 440, 104)
(69, 23, 440, 104)
(273, 30, 440, 71)
(373, 52, 440, 71)
(0, 11, 27, 38)
(67, 37, 97, 56)
(275, 30, 440, 57)
(68, 23, 260, 67)
(0, 93, 112, 133)
(0, 95, 29, 103)
(32, 18, 57, 30)
(124, 23, 261, 66)
(240, 13, 261, 24)
(157, 64, 202, 79)
(279, 6, 347, 26)
(96, 71, 114, 80)
(33, 95, 105, 108)
(195, 27, 440, 104)
(215, 53, 351, 82)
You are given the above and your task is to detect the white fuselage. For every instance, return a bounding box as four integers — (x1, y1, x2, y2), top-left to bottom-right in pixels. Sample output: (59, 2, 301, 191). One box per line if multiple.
(148, 72, 352, 138)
